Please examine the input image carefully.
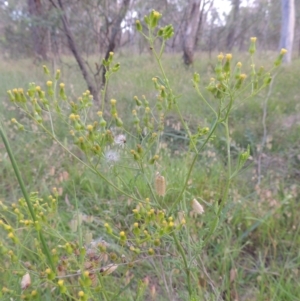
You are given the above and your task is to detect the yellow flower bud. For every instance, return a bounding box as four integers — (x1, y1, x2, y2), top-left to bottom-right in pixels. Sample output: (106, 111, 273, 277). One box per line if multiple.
(226, 53, 232, 61)
(153, 11, 160, 18)
(69, 114, 76, 121)
(280, 48, 287, 55)
(168, 221, 174, 228)
(86, 124, 93, 131)
(148, 248, 155, 255)
(136, 20, 142, 31)
(31, 290, 37, 296)
(217, 53, 224, 61)
(249, 37, 257, 54)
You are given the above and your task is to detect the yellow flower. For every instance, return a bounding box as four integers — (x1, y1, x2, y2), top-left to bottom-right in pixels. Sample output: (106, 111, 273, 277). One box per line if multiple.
(280, 48, 287, 55)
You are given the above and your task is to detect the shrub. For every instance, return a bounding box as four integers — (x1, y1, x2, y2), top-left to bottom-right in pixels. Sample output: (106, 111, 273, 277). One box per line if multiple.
(0, 10, 286, 301)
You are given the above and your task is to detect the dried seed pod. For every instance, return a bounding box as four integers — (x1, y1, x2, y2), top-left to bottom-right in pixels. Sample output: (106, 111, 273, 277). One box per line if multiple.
(100, 264, 118, 276)
(155, 172, 166, 196)
(21, 273, 31, 290)
(192, 198, 204, 215)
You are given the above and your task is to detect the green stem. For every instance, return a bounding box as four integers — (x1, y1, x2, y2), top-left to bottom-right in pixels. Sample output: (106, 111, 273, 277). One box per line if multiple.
(101, 69, 110, 112)
(80, 151, 141, 203)
(16, 107, 141, 204)
(0, 122, 55, 271)
(194, 84, 217, 117)
(138, 162, 160, 207)
(47, 106, 55, 138)
(224, 119, 231, 178)
(98, 275, 109, 301)
(73, 183, 83, 255)
(150, 39, 198, 152)
(219, 117, 231, 213)
(169, 118, 219, 213)
(172, 232, 192, 298)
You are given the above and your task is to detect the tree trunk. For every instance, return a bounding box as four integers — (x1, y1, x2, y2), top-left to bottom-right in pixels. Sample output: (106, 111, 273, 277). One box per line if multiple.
(56, 0, 100, 104)
(183, 0, 201, 66)
(226, 0, 240, 51)
(102, 0, 130, 85)
(28, 0, 47, 60)
(280, 0, 295, 63)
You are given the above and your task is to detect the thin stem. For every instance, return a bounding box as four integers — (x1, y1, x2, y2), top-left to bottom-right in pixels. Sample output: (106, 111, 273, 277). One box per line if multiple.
(74, 183, 83, 256)
(98, 275, 109, 301)
(194, 84, 217, 117)
(218, 117, 231, 214)
(225, 119, 231, 178)
(257, 73, 277, 185)
(169, 117, 219, 213)
(101, 70, 110, 112)
(33, 120, 142, 204)
(47, 106, 56, 137)
(138, 162, 160, 207)
(172, 232, 192, 298)
(0, 122, 55, 271)
(150, 40, 198, 152)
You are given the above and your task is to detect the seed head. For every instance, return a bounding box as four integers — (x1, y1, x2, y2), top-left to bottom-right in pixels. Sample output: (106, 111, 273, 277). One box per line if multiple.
(155, 172, 166, 196)
(192, 198, 204, 215)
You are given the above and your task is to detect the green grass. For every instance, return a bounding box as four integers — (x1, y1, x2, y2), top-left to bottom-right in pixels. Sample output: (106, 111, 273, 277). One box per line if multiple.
(1, 52, 300, 301)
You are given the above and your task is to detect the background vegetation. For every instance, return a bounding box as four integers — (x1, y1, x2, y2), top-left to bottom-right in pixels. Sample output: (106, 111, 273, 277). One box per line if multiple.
(0, 1, 300, 301)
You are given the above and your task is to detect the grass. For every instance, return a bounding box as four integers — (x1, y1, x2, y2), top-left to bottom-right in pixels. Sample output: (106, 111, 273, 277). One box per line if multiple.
(0, 50, 300, 301)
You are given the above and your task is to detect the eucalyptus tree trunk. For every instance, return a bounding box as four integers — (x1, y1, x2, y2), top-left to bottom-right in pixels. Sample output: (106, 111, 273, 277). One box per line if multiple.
(55, 0, 100, 104)
(183, 0, 201, 66)
(28, 0, 48, 60)
(102, 0, 130, 85)
(226, 0, 240, 51)
(280, 0, 295, 63)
